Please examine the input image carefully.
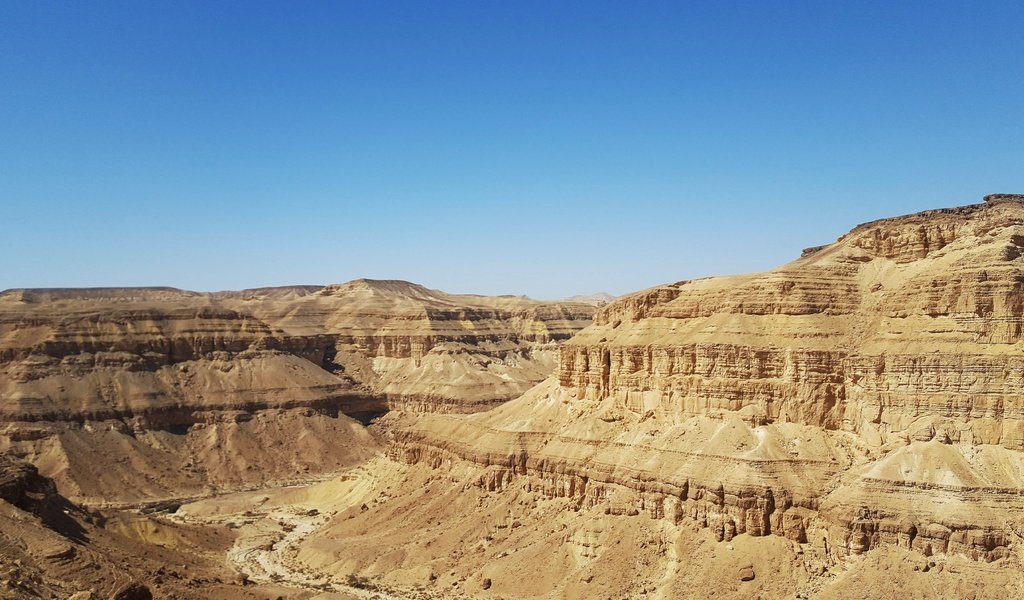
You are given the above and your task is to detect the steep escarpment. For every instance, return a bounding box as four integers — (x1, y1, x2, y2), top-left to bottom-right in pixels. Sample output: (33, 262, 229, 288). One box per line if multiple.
(0, 281, 594, 503)
(373, 196, 1024, 590)
(226, 279, 595, 412)
(563, 197, 1024, 446)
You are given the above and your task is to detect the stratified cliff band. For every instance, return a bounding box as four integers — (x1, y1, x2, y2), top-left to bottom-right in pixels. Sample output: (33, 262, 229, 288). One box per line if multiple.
(0, 281, 595, 503)
(382, 196, 1024, 579)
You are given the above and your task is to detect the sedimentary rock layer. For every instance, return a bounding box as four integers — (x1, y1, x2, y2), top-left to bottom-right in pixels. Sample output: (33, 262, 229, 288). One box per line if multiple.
(562, 198, 1024, 447)
(0, 279, 594, 418)
(384, 196, 1024, 566)
(0, 280, 595, 502)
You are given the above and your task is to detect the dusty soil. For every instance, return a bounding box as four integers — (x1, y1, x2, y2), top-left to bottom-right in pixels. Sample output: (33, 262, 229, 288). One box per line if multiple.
(170, 462, 439, 599)
(158, 454, 1024, 600)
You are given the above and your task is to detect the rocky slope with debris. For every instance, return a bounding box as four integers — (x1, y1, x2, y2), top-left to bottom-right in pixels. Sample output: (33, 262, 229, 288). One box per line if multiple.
(363, 195, 1024, 597)
(0, 281, 594, 504)
(0, 453, 300, 600)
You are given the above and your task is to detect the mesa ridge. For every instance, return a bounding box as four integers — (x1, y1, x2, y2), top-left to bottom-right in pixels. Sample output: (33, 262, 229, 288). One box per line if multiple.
(371, 196, 1024, 585)
(3, 197, 1024, 599)
(0, 280, 596, 504)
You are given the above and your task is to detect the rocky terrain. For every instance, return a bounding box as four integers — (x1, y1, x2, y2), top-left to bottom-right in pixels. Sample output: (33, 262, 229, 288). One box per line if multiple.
(0, 281, 595, 505)
(320, 194, 1024, 597)
(4, 196, 1024, 598)
(0, 453, 308, 600)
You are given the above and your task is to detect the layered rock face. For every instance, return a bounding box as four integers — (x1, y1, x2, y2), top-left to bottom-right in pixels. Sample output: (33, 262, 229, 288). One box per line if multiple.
(0, 281, 594, 503)
(383, 197, 1024, 577)
(561, 199, 1024, 446)
(223, 279, 595, 413)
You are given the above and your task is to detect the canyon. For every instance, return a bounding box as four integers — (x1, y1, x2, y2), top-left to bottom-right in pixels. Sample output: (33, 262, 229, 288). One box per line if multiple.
(0, 280, 594, 506)
(3, 195, 1024, 598)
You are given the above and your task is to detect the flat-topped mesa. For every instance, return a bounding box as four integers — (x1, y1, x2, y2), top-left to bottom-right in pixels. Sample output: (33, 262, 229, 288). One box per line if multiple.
(560, 197, 1024, 447)
(0, 286, 201, 304)
(0, 279, 595, 503)
(0, 279, 596, 419)
(383, 196, 1024, 573)
(984, 193, 1024, 204)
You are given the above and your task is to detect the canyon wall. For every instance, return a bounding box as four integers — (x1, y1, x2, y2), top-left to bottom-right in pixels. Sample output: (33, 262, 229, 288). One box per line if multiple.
(0, 280, 595, 503)
(384, 196, 1024, 569)
(227, 279, 594, 413)
(559, 199, 1024, 447)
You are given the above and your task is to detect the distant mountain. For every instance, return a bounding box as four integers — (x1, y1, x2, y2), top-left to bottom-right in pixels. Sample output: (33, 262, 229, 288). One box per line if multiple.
(562, 292, 617, 305)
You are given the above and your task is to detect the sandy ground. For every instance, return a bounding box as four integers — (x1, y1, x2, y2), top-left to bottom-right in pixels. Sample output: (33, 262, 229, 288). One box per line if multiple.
(170, 463, 418, 600)
(159, 452, 1024, 600)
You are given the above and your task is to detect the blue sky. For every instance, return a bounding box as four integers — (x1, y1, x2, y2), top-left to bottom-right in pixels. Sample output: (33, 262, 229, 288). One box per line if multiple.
(2, 1, 1023, 298)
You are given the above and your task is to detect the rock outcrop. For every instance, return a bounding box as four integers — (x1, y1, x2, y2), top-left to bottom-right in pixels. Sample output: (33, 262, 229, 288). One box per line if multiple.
(225, 279, 595, 413)
(561, 199, 1024, 447)
(381, 197, 1024, 570)
(0, 454, 277, 599)
(0, 280, 595, 503)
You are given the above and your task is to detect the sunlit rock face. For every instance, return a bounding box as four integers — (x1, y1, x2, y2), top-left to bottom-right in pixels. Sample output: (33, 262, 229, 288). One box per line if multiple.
(0, 281, 596, 503)
(7, 198, 1024, 597)
(385, 197, 1024, 569)
(234, 278, 596, 413)
(562, 199, 1024, 447)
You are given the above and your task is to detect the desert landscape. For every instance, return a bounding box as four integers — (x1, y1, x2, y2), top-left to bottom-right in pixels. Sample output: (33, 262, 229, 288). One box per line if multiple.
(3, 195, 1024, 598)
(6, 2, 1023, 598)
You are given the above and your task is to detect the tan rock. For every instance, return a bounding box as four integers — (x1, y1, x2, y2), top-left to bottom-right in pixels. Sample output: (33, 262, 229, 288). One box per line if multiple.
(0, 279, 594, 503)
(384, 197, 1024, 568)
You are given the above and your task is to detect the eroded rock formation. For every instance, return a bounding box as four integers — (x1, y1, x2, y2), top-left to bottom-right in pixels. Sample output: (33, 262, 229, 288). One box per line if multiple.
(0, 280, 595, 503)
(0, 454, 258, 599)
(7, 197, 1024, 598)
(381, 196, 1024, 573)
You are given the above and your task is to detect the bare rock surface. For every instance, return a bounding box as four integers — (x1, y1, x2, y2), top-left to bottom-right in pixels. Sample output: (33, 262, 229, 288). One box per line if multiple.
(0, 280, 594, 504)
(0, 453, 301, 599)
(349, 197, 1024, 596)
(6, 197, 1024, 598)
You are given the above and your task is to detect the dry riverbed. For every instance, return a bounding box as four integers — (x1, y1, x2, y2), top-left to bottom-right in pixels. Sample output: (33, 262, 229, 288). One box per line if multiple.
(167, 461, 418, 600)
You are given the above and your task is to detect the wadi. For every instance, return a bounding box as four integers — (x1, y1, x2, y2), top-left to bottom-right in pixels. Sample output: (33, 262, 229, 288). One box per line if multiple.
(3, 194, 1024, 599)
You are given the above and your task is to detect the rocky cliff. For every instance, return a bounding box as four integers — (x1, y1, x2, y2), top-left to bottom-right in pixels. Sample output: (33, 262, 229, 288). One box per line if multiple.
(222, 279, 594, 413)
(0, 280, 595, 503)
(375, 196, 1024, 589)
(561, 198, 1024, 447)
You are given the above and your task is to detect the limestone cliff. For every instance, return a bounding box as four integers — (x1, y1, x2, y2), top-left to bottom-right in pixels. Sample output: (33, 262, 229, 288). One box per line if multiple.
(222, 279, 594, 413)
(383, 196, 1024, 572)
(562, 198, 1024, 447)
(0, 280, 595, 503)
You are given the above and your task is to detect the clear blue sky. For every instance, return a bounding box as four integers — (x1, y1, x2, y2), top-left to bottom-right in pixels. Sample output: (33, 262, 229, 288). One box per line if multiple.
(2, 1, 1023, 298)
